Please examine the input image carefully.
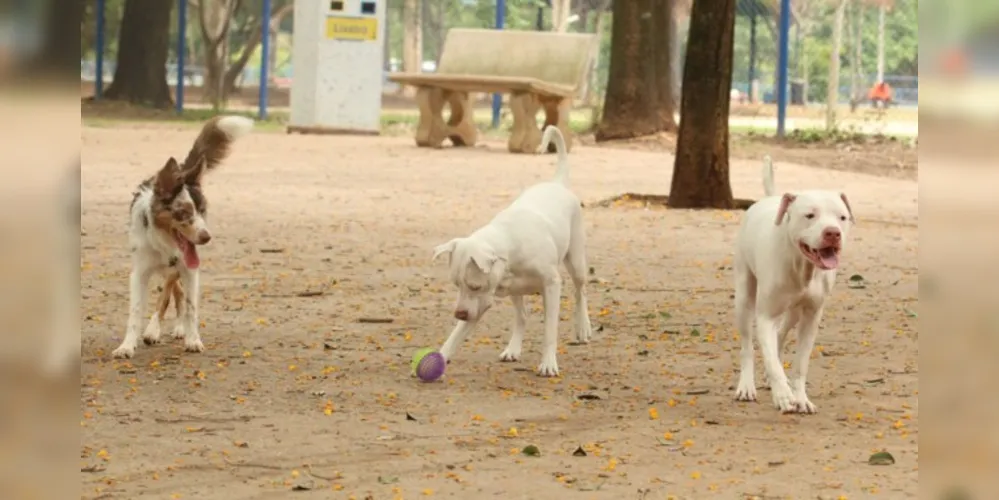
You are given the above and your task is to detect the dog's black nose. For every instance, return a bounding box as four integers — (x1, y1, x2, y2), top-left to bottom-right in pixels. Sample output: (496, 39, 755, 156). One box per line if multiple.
(454, 310, 469, 321)
(197, 230, 212, 244)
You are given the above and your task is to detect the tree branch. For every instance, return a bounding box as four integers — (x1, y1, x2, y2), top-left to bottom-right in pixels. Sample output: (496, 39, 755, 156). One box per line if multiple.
(223, 2, 294, 93)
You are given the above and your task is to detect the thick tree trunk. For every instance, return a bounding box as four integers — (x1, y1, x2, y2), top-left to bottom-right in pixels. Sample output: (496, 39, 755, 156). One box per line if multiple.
(595, 0, 660, 142)
(826, 0, 847, 131)
(667, 0, 736, 210)
(654, 1, 678, 132)
(401, 0, 422, 97)
(104, 0, 173, 108)
(29, 0, 83, 80)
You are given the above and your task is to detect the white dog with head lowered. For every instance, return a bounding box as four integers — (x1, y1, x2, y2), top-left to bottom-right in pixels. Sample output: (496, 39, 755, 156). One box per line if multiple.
(733, 157, 855, 413)
(432, 125, 592, 377)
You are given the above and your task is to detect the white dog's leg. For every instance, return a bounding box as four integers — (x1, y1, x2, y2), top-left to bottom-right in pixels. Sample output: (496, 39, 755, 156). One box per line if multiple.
(537, 275, 563, 377)
(755, 312, 796, 412)
(733, 269, 757, 401)
(788, 305, 823, 413)
(112, 267, 154, 359)
(763, 309, 801, 388)
(439, 319, 479, 362)
(563, 235, 592, 344)
(179, 270, 204, 353)
(500, 296, 527, 362)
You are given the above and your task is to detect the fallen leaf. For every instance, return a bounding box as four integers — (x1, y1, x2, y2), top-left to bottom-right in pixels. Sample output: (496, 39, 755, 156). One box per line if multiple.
(522, 445, 541, 457)
(572, 446, 587, 457)
(868, 451, 895, 466)
(291, 479, 315, 491)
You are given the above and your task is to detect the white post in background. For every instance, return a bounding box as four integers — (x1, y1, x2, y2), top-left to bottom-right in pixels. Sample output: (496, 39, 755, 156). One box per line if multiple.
(289, 0, 386, 135)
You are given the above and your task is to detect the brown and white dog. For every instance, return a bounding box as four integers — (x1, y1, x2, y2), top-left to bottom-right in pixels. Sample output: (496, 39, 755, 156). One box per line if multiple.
(111, 116, 253, 359)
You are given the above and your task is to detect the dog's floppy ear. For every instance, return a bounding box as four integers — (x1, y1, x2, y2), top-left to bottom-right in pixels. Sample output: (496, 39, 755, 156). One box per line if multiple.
(839, 192, 855, 223)
(183, 155, 208, 185)
(775, 193, 796, 225)
(155, 157, 183, 197)
(470, 253, 496, 273)
(432, 238, 460, 263)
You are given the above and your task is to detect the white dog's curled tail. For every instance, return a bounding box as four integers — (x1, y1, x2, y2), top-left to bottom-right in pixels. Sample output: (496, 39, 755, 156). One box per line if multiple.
(762, 155, 776, 197)
(538, 125, 570, 185)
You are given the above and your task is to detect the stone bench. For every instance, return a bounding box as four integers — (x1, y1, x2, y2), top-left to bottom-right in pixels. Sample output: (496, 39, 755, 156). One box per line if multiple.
(388, 28, 598, 153)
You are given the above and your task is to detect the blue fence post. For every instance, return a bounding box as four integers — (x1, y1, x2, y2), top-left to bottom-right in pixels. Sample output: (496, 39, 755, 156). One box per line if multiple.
(491, 0, 506, 129)
(95, 0, 105, 98)
(259, 0, 272, 119)
(776, 0, 790, 137)
(176, 0, 187, 114)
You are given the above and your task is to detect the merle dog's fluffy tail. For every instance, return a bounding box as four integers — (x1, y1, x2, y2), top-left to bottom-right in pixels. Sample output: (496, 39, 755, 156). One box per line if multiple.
(181, 116, 254, 173)
(762, 155, 776, 197)
(538, 125, 570, 185)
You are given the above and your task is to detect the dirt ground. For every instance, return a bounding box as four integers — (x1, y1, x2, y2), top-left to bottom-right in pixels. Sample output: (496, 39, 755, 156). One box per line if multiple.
(80, 123, 918, 499)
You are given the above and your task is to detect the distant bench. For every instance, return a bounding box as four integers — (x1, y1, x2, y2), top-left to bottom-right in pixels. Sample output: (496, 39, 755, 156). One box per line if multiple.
(388, 28, 598, 154)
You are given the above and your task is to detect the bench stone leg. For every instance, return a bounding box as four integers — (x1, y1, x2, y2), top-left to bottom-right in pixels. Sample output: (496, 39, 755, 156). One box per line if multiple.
(445, 91, 477, 147)
(508, 92, 542, 154)
(541, 97, 573, 153)
(415, 87, 448, 148)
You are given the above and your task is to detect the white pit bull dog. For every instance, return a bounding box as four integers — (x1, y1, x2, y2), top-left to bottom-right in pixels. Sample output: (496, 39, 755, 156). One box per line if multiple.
(733, 157, 855, 413)
(432, 126, 593, 377)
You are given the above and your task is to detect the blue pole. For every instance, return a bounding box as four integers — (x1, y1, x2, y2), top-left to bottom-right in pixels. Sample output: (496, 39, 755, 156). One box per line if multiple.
(95, 0, 105, 99)
(176, 0, 187, 114)
(259, 0, 271, 119)
(491, 0, 506, 129)
(776, 0, 791, 137)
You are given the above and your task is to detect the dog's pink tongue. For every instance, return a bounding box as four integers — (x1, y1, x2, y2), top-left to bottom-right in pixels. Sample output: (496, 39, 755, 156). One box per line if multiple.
(181, 242, 200, 269)
(819, 251, 839, 270)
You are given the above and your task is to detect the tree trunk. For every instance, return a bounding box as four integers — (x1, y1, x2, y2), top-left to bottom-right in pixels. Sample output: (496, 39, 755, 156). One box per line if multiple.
(595, 0, 660, 142)
(221, 4, 295, 97)
(401, 0, 422, 97)
(585, 1, 611, 107)
(198, 0, 238, 107)
(669, 3, 683, 111)
(654, 1, 678, 132)
(551, 0, 572, 32)
(825, 0, 847, 131)
(667, 0, 736, 210)
(876, 4, 886, 83)
(850, 1, 863, 111)
(104, 0, 174, 108)
(29, 0, 83, 80)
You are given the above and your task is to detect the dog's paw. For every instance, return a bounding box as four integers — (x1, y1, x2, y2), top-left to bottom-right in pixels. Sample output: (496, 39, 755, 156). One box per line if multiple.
(734, 378, 758, 402)
(536, 354, 560, 377)
(111, 345, 135, 359)
(575, 320, 593, 344)
(184, 339, 205, 353)
(172, 324, 186, 340)
(770, 382, 797, 413)
(788, 393, 817, 414)
(142, 321, 162, 345)
(499, 342, 522, 362)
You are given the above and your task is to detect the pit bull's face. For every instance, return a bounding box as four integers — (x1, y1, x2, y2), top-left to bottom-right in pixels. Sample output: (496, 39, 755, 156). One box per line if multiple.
(433, 238, 507, 322)
(775, 191, 854, 271)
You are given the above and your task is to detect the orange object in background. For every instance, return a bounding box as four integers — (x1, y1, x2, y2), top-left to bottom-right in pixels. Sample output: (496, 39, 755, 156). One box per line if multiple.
(940, 48, 968, 76)
(867, 81, 894, 108)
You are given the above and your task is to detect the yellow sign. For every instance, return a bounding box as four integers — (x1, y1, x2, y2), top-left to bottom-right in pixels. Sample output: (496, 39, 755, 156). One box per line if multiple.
(326, 16, 378, 41)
